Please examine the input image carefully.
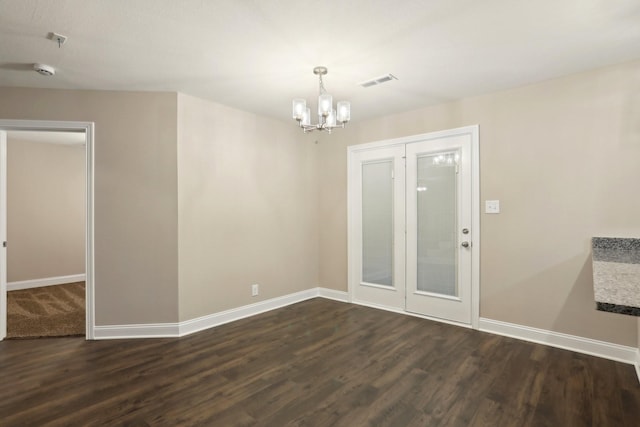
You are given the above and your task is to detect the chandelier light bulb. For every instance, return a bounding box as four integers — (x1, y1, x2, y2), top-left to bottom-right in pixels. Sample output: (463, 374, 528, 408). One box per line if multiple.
(302, 107, 311, 126)
(326, 109, 337, 127)
(318, 94, 332, 117)
(337, 101, 350, 123)
(292, 99, 306, 120)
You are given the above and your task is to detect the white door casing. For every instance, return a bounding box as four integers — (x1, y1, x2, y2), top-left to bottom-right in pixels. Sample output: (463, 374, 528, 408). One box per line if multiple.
(0, 120, 95, 340)
(0, 131, 6, 340)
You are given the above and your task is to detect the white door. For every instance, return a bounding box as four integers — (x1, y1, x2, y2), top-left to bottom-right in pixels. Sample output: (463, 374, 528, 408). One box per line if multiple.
(0, 131, 6, 340)
(405, 135, 472, 323)
(349, 146, 406, 309)
(348, 127, 478, 326)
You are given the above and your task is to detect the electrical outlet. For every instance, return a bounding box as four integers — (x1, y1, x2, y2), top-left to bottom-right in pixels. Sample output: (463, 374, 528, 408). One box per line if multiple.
(251, 284, 259, 296)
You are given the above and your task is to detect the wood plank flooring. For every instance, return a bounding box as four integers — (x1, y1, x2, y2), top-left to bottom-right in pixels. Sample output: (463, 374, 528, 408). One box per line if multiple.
(1, 298, 638, 426)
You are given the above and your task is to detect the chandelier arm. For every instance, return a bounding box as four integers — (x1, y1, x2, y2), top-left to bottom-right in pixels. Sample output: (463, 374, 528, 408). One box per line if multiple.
(299, 123, 339, 133)
(320, 122, 345, 130)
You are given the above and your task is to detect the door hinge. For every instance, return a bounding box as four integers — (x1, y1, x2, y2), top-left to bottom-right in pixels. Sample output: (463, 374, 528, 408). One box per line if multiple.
(2, 241, 6, 248)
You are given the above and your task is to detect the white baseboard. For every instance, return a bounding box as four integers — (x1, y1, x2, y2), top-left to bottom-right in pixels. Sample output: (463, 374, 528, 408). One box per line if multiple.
(93, 322, 179, 339)
(94, 287, 350, 340)
(479, 317, 638, 365)
(636, 349, 640, 384)
(318, 288, 349, 302)
(8, 274, 86, 291)
(179, 288, 318, 336)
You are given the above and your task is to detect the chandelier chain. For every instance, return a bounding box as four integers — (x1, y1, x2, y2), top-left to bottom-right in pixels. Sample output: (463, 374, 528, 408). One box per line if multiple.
(319, 74, 326, 95)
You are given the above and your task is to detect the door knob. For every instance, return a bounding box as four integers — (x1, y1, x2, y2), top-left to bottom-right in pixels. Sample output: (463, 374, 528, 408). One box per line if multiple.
(461, 241, 470, 248)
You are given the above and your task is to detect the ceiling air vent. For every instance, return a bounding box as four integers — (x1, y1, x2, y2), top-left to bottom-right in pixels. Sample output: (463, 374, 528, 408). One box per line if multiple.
(358, 73, 398, 88)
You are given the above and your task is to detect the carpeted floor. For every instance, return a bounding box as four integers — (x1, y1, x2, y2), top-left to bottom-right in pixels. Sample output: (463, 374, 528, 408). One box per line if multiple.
(6, 282, 85, 339)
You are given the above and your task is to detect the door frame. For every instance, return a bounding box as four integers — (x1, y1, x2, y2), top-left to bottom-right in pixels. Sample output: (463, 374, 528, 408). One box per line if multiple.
(347, 125, 480, 329)
(0, 119, 95, 340)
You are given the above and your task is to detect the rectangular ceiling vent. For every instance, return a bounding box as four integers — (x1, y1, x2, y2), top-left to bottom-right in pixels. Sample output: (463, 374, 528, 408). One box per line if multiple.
(358, 73, 398, 88)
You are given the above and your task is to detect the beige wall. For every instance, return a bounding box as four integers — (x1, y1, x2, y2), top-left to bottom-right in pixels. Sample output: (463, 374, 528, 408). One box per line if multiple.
(0, 88, 318, 326)
(2, 61, 637, 347)
(177, 94, 318, 321)
(319, 59, 640, 347)
(7, 138, 85, 282)
(0, 88, 179, 325)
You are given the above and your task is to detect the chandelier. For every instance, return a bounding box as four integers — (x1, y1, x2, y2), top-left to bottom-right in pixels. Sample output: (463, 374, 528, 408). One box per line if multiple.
(292, 66, 350, 133)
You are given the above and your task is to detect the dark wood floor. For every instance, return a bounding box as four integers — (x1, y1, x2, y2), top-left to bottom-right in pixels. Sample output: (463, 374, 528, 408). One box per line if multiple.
(1, 299, 638, 426)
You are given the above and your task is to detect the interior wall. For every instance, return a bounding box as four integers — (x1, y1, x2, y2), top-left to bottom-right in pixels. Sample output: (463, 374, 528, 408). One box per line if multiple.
(177, 94, 318, 321)
(7, 138, 85, 282)
(319, 59, 640, 347)
(0, 88, 179, 325)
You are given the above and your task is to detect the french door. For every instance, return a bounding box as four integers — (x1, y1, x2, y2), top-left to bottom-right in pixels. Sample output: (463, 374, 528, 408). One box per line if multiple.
(350, 146, 406, 309)
(349, 127, 476, 325)
(405, 135, 472, 323)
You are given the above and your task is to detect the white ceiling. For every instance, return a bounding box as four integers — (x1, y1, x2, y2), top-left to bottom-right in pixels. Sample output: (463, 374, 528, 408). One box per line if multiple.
(1, 0, 640, 122)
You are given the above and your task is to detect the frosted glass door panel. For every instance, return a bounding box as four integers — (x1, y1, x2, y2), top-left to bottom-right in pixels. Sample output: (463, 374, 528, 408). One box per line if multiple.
(362, 160, 394, 286)
(416, 151, 458, 296)
(350, 145, 405, 310)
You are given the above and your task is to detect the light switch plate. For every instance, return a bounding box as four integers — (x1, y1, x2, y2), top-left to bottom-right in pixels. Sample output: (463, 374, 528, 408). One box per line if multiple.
(485, 200, 500, 214)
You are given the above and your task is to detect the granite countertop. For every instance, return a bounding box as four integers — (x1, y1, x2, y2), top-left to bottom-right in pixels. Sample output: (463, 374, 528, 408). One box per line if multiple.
(592, 237, 640, 317)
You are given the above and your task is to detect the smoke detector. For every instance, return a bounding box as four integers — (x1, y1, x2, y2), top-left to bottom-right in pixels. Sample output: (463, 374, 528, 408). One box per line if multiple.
(33, 63, 55, 76)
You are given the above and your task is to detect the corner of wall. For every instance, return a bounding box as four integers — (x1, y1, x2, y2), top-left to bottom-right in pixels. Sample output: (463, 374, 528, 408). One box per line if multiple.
(175, 94, 321, 322)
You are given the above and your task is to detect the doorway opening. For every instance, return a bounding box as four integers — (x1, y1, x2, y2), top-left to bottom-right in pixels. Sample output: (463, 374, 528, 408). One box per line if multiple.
(0, 120, 94, 340)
